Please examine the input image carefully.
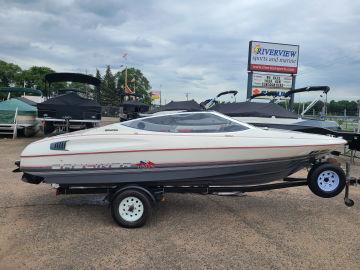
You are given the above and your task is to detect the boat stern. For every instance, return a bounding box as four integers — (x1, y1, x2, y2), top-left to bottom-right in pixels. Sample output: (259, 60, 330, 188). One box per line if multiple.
(13, 160, 44, 184)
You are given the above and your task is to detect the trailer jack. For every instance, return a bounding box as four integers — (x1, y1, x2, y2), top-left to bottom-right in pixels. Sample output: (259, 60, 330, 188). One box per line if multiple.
(344, 162, 355, 207)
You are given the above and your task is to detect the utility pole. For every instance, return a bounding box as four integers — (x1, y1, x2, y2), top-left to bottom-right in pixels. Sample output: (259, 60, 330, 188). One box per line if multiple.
(185, 92, 190, 101)
(160, 84, 162, 106)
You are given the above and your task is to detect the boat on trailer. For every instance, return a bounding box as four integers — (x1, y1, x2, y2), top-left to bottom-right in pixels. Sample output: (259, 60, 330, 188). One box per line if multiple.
(206, 87, 360, 151)
(119, 100, 149, 121)
(37, 73, 102, 134)
(206, 87, 341, 131)
(16, 111, 355, 228)
(0, 87, 44, 137)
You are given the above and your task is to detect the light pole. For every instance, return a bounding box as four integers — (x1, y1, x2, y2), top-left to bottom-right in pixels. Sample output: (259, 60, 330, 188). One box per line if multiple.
(160, 84, 162, 106)
(185, 92, 190, 101)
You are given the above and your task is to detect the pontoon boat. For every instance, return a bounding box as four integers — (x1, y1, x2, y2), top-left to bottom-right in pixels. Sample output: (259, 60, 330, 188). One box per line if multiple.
(0, 87, 44, 137)
(37, 73, 102, 134)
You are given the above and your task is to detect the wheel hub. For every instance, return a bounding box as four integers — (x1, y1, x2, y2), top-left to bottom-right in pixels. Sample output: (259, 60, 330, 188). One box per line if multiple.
(317, 170, 340, 192)
(119, 196, 144, 222)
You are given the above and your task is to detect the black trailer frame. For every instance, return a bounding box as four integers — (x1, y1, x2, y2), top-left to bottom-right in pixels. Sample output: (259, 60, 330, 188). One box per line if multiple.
(55, 176, 358, 202)
(54, 161, 358, 228)
(56, 177, 309, 196)
(11, 158, 358, 228)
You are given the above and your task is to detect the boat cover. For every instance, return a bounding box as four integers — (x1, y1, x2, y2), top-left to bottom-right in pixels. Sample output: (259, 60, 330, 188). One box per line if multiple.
(16, 97, 37, 107)
(149, 100, 203, 113)
(0, 98, 37, 124)
(37, 92, 101, 120)
(212, 102, 298, 119)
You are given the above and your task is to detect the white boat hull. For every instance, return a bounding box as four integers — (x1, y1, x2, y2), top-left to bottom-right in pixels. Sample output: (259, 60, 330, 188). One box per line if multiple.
(18, 112, 347, 186)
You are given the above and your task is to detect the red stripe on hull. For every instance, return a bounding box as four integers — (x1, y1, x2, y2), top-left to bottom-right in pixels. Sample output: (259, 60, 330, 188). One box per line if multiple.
(21, 143, 344, 158)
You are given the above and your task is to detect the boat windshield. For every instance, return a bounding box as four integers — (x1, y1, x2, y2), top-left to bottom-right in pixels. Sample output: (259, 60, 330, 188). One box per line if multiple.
(122, 112, 248, 133)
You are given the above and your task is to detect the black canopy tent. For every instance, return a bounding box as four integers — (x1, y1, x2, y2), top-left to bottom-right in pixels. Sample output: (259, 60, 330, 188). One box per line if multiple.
(44, 73, 101, 101)
(44, 73, 101, 86)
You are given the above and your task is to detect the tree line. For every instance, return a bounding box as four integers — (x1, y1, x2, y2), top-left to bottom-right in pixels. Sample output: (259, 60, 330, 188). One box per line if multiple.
(0, 59, 151, 106)
(1, 59, 359, 114)
(283, 100, 360, 116)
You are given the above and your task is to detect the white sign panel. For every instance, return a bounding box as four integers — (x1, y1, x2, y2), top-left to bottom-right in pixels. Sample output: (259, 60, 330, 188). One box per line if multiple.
(251, 73, 293, 99)
(248, 41, 299, 74)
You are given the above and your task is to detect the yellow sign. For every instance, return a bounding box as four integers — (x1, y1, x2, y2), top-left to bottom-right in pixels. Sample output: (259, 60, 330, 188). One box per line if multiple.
(151, 91, 160, 100)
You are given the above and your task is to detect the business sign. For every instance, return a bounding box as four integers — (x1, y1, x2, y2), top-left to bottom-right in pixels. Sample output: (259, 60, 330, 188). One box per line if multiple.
(248, 41, 299, 74)
(151, 90, 161, 100)
(251, 73, 293, 99)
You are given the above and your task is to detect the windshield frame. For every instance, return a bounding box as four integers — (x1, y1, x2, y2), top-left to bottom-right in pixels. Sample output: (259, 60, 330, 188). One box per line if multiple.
(121, 111, 254, 133)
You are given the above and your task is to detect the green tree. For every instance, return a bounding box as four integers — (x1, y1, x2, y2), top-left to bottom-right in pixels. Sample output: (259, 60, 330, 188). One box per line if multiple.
(115, 67, 151, 104)
(101, 65, 118, 106)
(20, 66, 60, 95)
(0, 59, 22, 87)
(279, 99, 360, 116)
(68, 80, 95, 99)
(95, 69, 102, 103)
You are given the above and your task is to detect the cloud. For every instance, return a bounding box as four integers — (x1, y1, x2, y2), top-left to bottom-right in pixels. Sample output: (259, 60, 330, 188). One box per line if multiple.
(0, 0, 359, 101)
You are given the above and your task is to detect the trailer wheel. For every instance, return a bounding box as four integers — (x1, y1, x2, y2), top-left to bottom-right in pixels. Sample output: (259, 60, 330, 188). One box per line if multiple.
(307, 163, 345, 198)
(85, 122, 95, 129)
(111, 189, 152, 228)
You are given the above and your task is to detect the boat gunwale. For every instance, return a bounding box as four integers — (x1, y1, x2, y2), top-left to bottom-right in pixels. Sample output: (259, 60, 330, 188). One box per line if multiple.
(20, 143, 344, 158)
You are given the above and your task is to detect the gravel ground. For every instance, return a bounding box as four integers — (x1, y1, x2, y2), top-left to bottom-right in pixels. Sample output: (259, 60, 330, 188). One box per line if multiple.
(0, 135, 359, 270)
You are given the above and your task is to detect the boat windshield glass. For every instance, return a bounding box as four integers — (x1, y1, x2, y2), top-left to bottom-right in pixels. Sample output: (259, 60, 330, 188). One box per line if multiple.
(122, 112, 248, 133)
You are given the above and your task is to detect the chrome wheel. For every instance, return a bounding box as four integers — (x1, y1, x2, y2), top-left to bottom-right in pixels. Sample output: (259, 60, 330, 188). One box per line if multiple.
(119, 196, 144, 222)
(317, 170, 340, 192)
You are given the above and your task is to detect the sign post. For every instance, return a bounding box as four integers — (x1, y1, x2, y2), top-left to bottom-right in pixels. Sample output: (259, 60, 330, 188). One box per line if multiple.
(246, 71, 253, 99)
(289, 74, 296, 109)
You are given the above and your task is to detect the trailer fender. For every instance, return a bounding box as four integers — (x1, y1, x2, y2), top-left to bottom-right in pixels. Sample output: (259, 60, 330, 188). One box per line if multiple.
(109, 185, 157, 205)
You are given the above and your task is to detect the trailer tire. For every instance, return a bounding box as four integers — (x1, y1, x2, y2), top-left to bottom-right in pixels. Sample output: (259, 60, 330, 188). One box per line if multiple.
(85, 122, 95, 129)
(111, 189, 152, 228)
(307, 163, 345, 198)
(24, 127, 37, 137)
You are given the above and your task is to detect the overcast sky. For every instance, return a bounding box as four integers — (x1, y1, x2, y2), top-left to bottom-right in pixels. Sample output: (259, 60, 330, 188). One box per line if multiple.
(0, 0, 359, 102)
